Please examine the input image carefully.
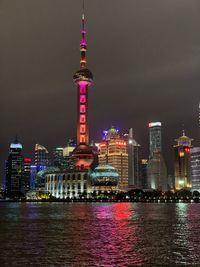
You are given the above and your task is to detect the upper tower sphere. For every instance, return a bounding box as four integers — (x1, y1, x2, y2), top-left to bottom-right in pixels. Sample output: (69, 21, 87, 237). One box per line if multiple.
(73, 68, 93, 85)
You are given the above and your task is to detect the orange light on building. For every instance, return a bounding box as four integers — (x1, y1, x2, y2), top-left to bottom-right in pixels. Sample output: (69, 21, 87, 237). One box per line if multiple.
(80, 115, 86, 123)
(80, 135, 86, 143)
(80, 125, 86, 133)
(100, 143, 106, 148)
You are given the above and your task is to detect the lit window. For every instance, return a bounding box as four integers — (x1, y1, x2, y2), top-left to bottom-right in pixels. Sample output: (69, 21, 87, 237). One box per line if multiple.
(80, 125, 86, 133)
(80, 115, 86, 123)
(80, 135, 86, 143)
(80, 95, 86, 103)
(80, 86, 86, 94)
(80, 105, 86, 113)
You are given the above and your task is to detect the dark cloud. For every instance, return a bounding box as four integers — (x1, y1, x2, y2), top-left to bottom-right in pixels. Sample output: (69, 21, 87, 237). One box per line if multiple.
(1, 0, 200, 182)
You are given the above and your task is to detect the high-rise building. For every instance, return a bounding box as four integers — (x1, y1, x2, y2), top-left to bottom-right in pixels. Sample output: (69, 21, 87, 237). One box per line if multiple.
(126, 128, 141, 188)
(30, 144, 49, 189)
(30, 165, 37, 190)
(52, 147, 64, 167)
(199, 103, 200, 129)
(98, 126, 128, 190)
(174, 130, 193, 190)
(5, 138, 24, 198)
(140, 159, 148, 189)
(149, 122, 162, 157)
(147, 122, 167, 190)
(147, 152, 167, 190)
(34, 144, 49, 168)
(63, 140, 76, 157)
(72, 8, 94, 170)
(190, 147, 200, 192)
(22, 157, 31, 193)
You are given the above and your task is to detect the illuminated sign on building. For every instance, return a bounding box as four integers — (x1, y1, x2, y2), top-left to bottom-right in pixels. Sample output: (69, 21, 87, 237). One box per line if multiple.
(148, 122, 162, 128)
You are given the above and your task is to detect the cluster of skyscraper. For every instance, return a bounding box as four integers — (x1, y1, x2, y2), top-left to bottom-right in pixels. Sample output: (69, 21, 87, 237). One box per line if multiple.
(3, 7, 200, 199)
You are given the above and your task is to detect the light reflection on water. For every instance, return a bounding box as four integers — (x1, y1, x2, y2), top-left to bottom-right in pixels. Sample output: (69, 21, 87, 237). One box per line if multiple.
(1, 202, 200, 266)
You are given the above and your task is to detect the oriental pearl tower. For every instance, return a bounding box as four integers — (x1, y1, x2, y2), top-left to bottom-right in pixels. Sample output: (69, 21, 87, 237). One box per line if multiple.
(72, 2, 94, 170)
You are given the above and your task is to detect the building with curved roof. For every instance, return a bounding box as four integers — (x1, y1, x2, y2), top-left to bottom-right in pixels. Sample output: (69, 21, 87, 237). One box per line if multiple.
(90, 165, 119, 195)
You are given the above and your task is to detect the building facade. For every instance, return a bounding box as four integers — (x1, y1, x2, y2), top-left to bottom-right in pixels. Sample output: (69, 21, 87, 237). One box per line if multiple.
(140, 159, 148, 189)
(147, 152, 167, 190)
(22, 157, 31, 193)
(174, 131, 193, 190)
(35, 144, 49, 168)
(90, 165, 119, 195)
(98, 127, 128, 190)
(190, 147, 200, 192)
(149, 122, 162, 157)
(147, 122, 167, 190)
(5, 138, 24, 197)
(126, 128, 141, 188)
(52, 147, 64, 167)
(45, 170, 90, 199)
(45, 165, 119, 199)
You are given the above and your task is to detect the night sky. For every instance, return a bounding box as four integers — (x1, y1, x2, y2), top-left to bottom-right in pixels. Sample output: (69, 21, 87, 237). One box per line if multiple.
(1, 0, 200, 183)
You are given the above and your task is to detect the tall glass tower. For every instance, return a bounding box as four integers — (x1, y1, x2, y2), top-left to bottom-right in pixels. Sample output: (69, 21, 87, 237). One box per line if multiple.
(5, 138, 24, 197)
(147, 122, 167, 190)
(149, 122, 162, 158)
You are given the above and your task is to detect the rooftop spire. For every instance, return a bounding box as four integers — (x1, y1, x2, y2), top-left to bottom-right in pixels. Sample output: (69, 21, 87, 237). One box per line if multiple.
(182, 123, 185, 136)
(80, 0, 87, 69)
(82, 0, 85, 19)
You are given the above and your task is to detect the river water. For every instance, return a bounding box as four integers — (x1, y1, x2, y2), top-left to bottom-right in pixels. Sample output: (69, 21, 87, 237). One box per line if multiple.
(0, 202, 200, 266)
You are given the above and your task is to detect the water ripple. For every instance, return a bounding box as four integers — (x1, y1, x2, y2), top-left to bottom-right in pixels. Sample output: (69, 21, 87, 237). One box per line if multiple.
(1, 203, 200, 266)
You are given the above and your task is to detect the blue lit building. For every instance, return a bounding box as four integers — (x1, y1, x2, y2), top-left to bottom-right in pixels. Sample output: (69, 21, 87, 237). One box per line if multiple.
(30, 144, 49, 189)
(30, 164, 47, 189)
(35, 144, 49, 168)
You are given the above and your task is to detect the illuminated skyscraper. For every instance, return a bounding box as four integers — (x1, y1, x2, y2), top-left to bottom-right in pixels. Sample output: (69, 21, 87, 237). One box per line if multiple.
(126, 128, 141, 188)
(140, 159, 148, 189)
(147, 152, 167, 190)
(199, 103, 200, 128)
(30, 144, 49, 188)
(174, 130, 193, 190)
(63, 139, 76, 157)
(22, 157, 31, 193)
(5, 138, 24, 197)
(147, 122, 167, 190)
(34, 144, 49, 168)
(52, 147, 64, 167)
(72, 6, 94, 170)
(149, 122, 162, 157)
(98, 127, 128, 190)
(190, 147, 200, 192)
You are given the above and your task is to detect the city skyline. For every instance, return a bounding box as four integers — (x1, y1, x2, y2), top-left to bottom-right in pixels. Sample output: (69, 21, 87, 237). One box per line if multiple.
(1, 0, 200, 182)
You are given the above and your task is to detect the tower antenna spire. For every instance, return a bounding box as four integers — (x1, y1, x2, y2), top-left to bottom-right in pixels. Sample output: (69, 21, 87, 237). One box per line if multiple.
(82, 0, 85, 19)
(182, 124, 185, 136)
(73, 0, 93, 147)
(80, 0, 87, 69)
